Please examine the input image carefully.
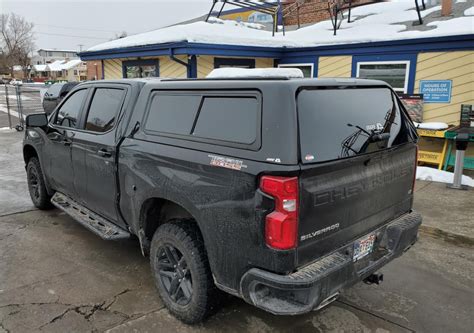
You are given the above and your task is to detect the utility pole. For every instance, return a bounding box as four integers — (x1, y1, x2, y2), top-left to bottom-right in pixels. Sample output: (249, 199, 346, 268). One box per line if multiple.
(441, 0, 452, 16)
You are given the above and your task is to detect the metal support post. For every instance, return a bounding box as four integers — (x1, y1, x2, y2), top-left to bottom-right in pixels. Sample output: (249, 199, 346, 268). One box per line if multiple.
(4, 84, 12, 129)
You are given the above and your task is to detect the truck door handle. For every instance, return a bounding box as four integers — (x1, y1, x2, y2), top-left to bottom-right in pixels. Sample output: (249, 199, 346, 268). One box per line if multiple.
(97, 149, 112, 158)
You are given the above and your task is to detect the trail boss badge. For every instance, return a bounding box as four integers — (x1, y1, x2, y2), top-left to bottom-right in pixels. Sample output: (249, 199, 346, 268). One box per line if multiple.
(208, 155, 247, 171)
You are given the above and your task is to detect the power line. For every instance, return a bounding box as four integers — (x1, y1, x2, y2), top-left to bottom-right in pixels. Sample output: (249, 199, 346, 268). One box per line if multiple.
(34, 31, 110, 40)
(34, 23, 127, 34)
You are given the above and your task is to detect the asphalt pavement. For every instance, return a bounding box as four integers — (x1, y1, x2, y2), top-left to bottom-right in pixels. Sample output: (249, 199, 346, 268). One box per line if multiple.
(0, 130, 473, 333)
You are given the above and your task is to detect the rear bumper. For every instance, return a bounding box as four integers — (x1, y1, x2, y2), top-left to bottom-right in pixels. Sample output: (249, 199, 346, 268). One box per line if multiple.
(240, 211, 422, 315)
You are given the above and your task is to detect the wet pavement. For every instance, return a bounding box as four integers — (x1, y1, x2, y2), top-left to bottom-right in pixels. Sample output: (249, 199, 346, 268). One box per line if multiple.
(1, 130, 473, 332)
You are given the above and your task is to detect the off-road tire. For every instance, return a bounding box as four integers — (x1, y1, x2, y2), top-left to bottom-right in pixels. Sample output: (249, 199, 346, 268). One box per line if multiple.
(150, 221, 219, 324)
(26, 157, 52, 209)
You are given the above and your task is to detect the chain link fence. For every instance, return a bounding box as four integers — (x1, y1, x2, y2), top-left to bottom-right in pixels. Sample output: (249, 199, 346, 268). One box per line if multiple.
(0, 84, 46, 131)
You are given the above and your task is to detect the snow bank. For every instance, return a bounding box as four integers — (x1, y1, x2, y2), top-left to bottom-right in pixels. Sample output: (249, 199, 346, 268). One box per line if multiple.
(416, 166, 474, 187)
(86, 1, 473, 52)
(465, 6, 474, 16)
(207, 67, 304, 79)
(413, 122, 449, 130)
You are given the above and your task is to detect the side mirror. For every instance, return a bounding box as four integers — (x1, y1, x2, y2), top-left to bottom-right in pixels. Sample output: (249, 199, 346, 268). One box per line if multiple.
(26, 113, 48, 127)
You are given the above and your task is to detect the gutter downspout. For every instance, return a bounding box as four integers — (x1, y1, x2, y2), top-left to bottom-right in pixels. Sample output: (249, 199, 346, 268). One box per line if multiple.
(169, 48, 196, 78)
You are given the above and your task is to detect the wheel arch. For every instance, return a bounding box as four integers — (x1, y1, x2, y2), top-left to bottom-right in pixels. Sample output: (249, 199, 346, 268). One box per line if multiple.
(23, 144, 38, 164)
(138, 197, 201, 253)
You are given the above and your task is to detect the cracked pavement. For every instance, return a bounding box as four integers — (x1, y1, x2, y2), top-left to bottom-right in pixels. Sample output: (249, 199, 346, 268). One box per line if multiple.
(1, 131, 473, 332)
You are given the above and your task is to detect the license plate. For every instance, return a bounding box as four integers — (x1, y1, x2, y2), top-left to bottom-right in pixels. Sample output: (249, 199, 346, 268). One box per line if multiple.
(353, 233, 376, 262)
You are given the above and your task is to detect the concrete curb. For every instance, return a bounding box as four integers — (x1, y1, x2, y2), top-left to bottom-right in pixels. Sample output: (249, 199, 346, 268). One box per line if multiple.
(419, 225, 474, 248)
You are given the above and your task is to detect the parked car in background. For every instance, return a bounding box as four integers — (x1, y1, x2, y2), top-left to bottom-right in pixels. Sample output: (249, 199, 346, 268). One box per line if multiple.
(42, 82, 79, 114)
(10, 79, 23, 86)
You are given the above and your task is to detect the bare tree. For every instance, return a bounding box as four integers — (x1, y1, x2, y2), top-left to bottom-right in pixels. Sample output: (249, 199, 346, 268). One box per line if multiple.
(0, 13, 35, 76)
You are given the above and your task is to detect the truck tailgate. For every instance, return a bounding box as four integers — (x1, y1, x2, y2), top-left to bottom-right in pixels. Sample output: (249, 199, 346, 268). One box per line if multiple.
(297, 144, 416, 266)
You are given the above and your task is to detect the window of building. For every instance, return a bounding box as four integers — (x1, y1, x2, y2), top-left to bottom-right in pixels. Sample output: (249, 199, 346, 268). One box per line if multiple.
(356, 61, 410, 93)
(278, 63, 314, 78)
(122, 59, 159, 78)
(85, 88, 125, 133)
(214, 58, 255, 69)
(54, 89, 88, 128)
(193, 97, 258, 144)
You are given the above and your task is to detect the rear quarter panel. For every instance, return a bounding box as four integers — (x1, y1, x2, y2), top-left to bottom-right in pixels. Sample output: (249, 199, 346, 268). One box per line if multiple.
(118, 80, 301, 292)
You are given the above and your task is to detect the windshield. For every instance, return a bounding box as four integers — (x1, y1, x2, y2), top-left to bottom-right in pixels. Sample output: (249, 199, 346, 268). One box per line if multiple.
(45, 83, 64, 98)
(297, 87, 411, 163)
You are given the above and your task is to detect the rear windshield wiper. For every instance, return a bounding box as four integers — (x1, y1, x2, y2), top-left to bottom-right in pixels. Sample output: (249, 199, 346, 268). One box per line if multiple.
(347, 123, 391, 142)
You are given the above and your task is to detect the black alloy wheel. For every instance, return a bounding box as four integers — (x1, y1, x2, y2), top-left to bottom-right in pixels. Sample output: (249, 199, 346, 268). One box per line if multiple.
(157, 244, 193, 305)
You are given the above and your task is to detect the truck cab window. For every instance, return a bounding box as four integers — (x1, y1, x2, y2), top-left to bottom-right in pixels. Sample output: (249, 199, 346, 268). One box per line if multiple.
(54, 89, 88, 128)
(85, 88, 125, 133)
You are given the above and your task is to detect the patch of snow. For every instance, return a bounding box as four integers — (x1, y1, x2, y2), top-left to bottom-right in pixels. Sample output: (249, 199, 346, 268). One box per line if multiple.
(0, 106, 23, 120)
(456, 0, 467, 3)
(85, 1, 473, 52)
(208, 17, 265, 30)
(416, 166, 474, 187)
(207, 67, 304, 79)
(0, 127, 15, 132)
(413, 122, 449, 130)
(464, 6, 474, 16)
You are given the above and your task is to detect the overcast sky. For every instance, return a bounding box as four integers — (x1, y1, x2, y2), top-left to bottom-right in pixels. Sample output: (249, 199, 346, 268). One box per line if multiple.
(0, 0, 214, 52)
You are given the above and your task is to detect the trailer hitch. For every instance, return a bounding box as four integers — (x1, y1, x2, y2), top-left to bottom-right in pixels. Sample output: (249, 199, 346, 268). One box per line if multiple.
(363, 273, 384, 285)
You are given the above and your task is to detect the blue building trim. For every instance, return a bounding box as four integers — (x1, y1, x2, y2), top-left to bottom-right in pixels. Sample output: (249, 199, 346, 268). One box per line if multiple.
(188, 55, 197, 78)
(277, 56, 319, 77)
(80, 42, 283, 61)
(351, 54, 418, 94)
(80, 34, 474, 83)
(285, 34, 474, 57)
(79, 34, 474, 62)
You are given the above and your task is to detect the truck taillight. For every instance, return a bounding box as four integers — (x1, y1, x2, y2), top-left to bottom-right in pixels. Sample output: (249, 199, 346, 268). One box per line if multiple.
(259, 176, 298, 250)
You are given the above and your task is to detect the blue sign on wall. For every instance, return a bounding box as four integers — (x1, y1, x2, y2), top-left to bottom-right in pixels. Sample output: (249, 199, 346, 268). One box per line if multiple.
(419, 80, 452, 103)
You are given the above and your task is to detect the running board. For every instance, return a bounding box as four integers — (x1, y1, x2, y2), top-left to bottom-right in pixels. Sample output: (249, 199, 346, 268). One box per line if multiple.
(51, 192, 130, 240)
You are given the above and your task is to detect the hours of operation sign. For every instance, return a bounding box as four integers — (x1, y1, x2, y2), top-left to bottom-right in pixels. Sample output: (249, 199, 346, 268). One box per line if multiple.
(419, 80, 452, 103)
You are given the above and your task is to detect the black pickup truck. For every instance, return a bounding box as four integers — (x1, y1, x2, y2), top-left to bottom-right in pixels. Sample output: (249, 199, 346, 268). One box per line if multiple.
(23, 75, 421, 324)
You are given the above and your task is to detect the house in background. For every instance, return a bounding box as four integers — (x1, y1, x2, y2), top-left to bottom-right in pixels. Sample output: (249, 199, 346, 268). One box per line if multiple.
(30, 59, 87, 82)
(32, 49, 79, 65)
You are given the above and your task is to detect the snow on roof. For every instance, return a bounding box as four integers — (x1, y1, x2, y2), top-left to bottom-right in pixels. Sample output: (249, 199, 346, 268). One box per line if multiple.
(61, 59, 83, 70)
(207, 67, 304, 79)
(47, 60, 66, 71)
(34, 64, 48, 71)
(38, 48, 77, 53)
(86, 0, 473, 53)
